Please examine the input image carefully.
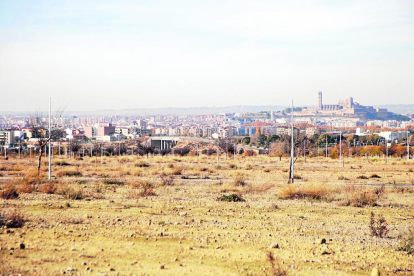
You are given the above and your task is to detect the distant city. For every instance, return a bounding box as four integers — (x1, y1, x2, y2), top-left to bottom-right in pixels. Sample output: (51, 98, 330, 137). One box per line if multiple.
(0, 92, 413, 150)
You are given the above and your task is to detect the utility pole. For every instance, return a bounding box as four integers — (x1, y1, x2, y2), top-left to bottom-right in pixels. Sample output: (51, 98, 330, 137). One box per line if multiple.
(407, 131, 410, 160)
(325, 137, 328, 158)
(289, 100, 294, 184)
(386, 139, 388, 164)
(339, 131, 342, 167)
(48, 97, 51, 180)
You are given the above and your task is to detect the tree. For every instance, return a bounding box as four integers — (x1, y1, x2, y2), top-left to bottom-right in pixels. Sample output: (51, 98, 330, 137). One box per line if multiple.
(241, 137, 250, 145)
(257, 134, 267, 147)
(137, 142, 154, 159)
(267, 135, 280, 145)
(269, 141, 286, 160)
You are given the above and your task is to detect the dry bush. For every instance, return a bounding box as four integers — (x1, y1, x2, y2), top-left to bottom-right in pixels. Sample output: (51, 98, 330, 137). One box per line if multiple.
(370, 212, 388, 238)
(244, 150, 257, 157)
(159, 173, 174, 186)
(56, 169, 82, 177)
(56, 184, 84, 200)
(0, 210, 24, 228)
(265, 251, 287, 276)
(171, 167, 183, 175)
(340, 185, 385, 207)
(232, 173, 247, 186)
(21, 168, 42, 185)
(398, 230, 414, 254)
(129, 180, 156, 197)
(135, 161, 150, 167)
(245, 182, 274, 194)
(0, 208, 24, 228)
(0, 183, 19, 199)
(278, 183, 331, 200)
(18, 183, 35, 194)
(38, 182, 57, 194)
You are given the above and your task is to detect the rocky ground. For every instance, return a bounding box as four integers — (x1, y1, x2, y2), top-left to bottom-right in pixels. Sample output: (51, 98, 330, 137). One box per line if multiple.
(1, 155, 413, 275)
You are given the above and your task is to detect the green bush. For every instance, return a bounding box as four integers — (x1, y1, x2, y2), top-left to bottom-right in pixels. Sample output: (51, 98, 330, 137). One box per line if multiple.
(217, 194, 245, 202)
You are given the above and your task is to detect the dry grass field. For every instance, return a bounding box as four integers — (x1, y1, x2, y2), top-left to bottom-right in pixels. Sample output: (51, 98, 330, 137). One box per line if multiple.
(1, 153, 414, 275)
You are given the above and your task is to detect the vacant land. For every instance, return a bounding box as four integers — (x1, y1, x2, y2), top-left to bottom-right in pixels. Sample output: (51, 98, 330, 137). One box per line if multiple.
(1, 154, 414, 275)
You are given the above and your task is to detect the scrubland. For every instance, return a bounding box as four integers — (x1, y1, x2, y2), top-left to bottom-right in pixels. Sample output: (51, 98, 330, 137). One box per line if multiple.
(1, 153, 414, 275)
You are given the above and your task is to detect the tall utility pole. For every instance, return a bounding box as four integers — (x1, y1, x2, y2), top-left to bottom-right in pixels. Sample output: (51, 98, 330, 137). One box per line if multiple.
(48, 97, 51, 180)
(339, 131, 342, 167)
(289, 100, 294, 184)
(386, 139, 388, 164)
(325, 138, 328, 158)
(407, 131, 410, 160)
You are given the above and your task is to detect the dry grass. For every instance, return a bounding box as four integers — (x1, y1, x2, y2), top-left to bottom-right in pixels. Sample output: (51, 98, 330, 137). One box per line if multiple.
(55, 184, 84, 200)
(340, 185, 385, 207)
(56, 168, 82, 177)
(278, 183, 332, 201)
(0, 208, 24, 228)
(0, 183, 19, 199)
(38, 182, 57, 194)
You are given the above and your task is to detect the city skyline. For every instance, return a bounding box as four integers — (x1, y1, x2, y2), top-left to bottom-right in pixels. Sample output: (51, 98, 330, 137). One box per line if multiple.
(1, 1, 414, 112)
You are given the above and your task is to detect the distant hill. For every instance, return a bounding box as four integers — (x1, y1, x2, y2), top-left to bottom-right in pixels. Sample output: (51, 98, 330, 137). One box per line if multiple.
(377, 104, 414, 115)
(63, 105, 287, 117)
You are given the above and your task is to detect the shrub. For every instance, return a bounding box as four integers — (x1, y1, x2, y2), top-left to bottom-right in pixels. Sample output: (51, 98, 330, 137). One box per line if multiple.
(370, 174, 381, 178)
(56, 185, 84, 200)
(244, 150, 257, 157)
(398, 230, 414, 254)
(171, 167, 183, 175)
(232, 174, 247, 186)
(159, 173, 174, 186)
(18, 183, 35, 194)
(135, 161, 150, 167)
(370, 212, 388, 238)
(217, 194, 245, 202)
(130, 180, 157, 197)
(266, 252, 287, 276)
(55, 160, 71, 166)
(56, 169, 82, 177)
(356, 175, 369, 180)
(340, 185, 383, 207)
(0, 183, 19, 199)
(21, 168, 42, 185)
(103, 178, 125, 185)
(0, 208, 24, 228)
(38, 182, 57, 194)
(278, 184, 329, 200)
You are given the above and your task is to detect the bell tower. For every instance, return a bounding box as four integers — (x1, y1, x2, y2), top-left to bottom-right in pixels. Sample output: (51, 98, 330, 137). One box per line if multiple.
(318, 91, 323, 110)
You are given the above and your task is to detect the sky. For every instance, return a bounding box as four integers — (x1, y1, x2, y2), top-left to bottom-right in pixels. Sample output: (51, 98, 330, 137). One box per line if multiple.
(0, 0, 413, 112)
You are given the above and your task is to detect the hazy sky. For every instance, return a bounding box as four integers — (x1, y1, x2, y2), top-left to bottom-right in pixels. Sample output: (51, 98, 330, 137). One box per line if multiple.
(0, 0, 413, 112)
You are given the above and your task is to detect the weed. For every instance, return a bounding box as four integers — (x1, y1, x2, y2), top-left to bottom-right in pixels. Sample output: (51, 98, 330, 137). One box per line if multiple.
(135, 161, 150, 167)
(18, 183, 35, 194)
(56, 169, 82, 177)
(232, 173, 247, 186)
(278, 184, 330, 201)
(398, 230, 414, 254)
(171, 167, 183, 175)
(159, 173, 174, 186)
(103, 178, 125, 185)
(0, 183, 19, 199)
(370, 212, 388, 238)
(39, 182, 57, 194)
(217, 194, 245, 202)
(357, 175, 369, 180)
(265, 251, 287, 276)
(0, 208, 24, 228)
(338, 175, 349, 180)
(340, 185, 384, 207)
(370, 174, 381, 178)
(56, 185, 84, 200)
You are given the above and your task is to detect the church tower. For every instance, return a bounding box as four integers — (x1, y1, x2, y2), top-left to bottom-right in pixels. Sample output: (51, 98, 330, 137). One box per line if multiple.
(318, 92, 323, 110)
